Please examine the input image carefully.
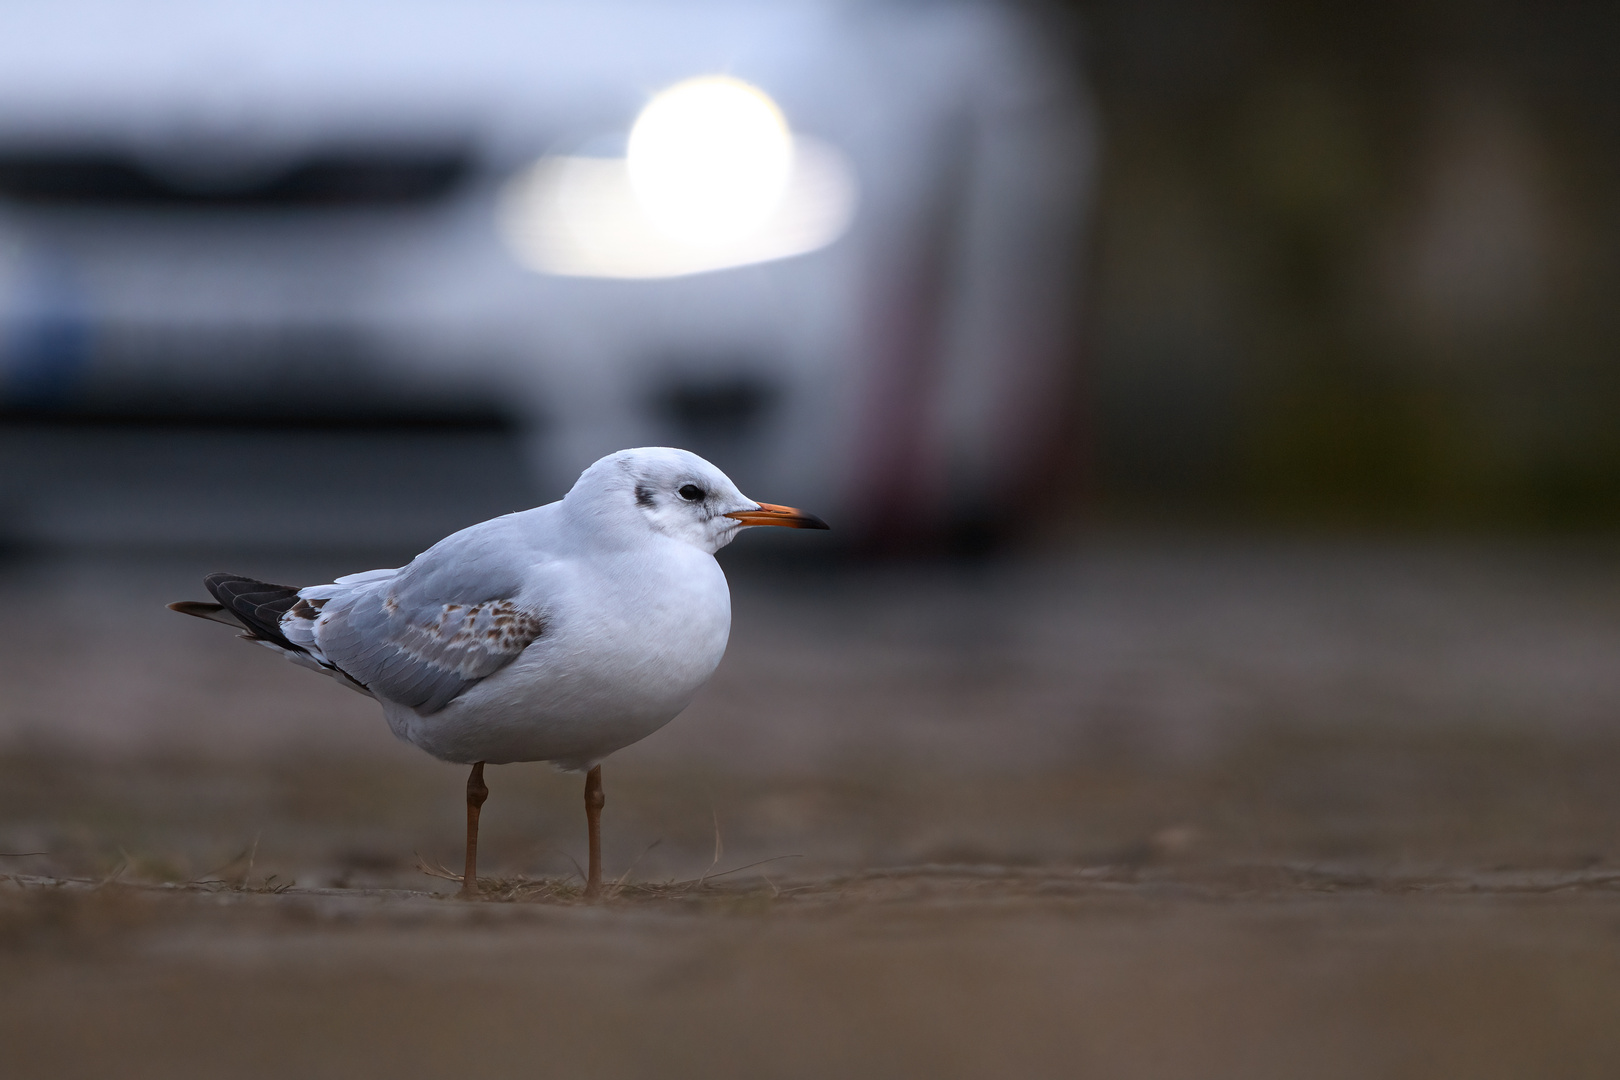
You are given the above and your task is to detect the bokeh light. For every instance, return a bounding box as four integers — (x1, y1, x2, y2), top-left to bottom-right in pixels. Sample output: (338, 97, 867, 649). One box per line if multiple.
(496, 75, 856, 280)
(626, 75, 795, 246)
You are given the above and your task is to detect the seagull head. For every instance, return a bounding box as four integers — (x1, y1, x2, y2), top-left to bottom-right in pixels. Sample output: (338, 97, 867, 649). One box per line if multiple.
(567, 447, 828, 553)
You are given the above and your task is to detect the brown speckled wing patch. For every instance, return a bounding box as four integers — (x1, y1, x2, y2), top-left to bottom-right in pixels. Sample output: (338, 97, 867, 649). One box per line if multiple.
(332, 595, 548, 713)
(399, 600, 547, 667)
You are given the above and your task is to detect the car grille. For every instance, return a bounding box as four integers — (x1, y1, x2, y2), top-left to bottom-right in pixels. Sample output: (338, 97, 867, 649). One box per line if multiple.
(0, 150, 471, 207)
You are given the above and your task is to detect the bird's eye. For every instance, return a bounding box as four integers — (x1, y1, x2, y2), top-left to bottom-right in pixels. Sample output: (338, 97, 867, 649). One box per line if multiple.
(678, 484, 706, 502)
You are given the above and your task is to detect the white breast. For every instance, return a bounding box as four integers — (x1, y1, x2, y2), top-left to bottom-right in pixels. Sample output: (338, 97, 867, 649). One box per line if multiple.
(388, 540, 732, 768)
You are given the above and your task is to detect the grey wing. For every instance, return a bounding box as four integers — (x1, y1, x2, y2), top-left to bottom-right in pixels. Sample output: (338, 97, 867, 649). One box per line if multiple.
(312, 579, 547, 715)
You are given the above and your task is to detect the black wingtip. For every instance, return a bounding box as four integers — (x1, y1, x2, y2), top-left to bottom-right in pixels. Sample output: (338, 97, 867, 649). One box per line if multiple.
(168, 600, 224, 617)
(201, 572, 304, 649)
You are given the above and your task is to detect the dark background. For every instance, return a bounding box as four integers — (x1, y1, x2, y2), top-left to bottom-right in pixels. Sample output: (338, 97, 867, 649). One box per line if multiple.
(1065, 0, 1620, 528)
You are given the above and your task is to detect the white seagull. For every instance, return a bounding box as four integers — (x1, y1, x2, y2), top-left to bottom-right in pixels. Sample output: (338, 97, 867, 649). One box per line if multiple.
(169, 447, 827, 897)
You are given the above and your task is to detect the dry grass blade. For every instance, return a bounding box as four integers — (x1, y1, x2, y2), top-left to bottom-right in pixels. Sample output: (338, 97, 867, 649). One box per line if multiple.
(414, 853, 465, 884)
(194, 843, 255, 883)
(478, 875, 582, 902)
(604, 839, 663, 899)
(679, 853, 803, 887)
(257, 874, 295, 895)
(549, 847, 588, 886)
(94, 850, 131, 890)
(697, 807, 723, 887)
(239, 832, 261, 890)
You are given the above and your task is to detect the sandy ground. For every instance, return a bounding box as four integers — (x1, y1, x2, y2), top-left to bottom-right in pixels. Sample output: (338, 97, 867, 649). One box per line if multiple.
(4, 537, 1620, 1077)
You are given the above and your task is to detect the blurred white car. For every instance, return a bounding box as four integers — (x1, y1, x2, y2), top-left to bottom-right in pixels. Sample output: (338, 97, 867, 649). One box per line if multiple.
(0, 0, 1093, 548)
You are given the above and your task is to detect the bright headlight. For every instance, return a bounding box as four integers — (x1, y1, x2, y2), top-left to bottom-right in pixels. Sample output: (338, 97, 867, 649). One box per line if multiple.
(626, 76, 794, 246)
(497, 76, 857, 280)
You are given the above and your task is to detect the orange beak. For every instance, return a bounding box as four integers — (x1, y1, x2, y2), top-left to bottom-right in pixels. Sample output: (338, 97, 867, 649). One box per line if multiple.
(725, 502, 830, 530)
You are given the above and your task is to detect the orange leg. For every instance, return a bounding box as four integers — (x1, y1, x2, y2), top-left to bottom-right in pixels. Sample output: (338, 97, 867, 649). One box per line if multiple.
(461, 762, 488, 898)
(583, 765, 604, 900)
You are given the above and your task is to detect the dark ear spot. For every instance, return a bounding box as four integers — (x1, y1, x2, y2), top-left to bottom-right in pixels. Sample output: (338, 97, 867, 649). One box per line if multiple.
(635, 484, 656, 508)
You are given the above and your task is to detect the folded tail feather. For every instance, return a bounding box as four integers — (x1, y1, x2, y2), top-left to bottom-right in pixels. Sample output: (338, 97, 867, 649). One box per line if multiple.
(165, 600, 244, 628)
(198, 573, 303, 651)
(169, 574, 374, 698)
